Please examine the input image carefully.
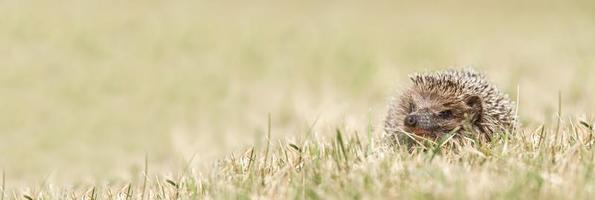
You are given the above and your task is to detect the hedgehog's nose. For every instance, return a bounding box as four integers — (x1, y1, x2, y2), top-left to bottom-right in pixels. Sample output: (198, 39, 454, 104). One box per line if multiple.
(404, 115, 417, 127)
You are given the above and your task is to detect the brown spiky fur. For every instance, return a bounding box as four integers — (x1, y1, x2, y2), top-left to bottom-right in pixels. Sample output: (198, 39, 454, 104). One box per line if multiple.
(385, 69, 516, 142)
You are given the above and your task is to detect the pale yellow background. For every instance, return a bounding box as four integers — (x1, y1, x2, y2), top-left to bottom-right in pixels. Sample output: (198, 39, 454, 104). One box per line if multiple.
(1, 0, 594, 184)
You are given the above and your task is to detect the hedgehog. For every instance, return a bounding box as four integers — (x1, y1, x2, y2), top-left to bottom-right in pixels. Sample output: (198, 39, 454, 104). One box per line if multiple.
(385, 69, 516, 143)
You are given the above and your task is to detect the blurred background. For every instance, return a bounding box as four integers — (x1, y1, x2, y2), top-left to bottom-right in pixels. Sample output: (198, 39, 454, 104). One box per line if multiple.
(1, 0, 594, 184)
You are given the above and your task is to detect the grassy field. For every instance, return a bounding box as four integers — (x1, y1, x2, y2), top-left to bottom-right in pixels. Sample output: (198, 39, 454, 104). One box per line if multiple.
(1, 0, 595, 199)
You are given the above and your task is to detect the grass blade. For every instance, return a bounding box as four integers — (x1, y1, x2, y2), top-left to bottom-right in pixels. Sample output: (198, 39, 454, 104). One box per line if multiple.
(141, 154, 149, 200)
(264, 113, 272, 169)
(1, 169, 4, 200)
(336, 129, 349, 169)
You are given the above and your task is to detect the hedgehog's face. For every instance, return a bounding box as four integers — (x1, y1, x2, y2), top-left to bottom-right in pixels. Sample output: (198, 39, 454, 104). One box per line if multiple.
(399, 90, 482, 138)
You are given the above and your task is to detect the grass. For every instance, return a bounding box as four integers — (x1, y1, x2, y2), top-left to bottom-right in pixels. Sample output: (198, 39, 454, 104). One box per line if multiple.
(3, 118, 594, 199)
(1, 0, 595, 199)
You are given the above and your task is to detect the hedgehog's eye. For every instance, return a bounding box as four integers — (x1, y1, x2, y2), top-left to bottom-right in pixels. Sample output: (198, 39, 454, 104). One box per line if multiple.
(438, 110, 453, 119)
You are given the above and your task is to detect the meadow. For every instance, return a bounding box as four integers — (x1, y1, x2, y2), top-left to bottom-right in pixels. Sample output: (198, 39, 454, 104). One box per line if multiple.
(1, 0, 594, 199)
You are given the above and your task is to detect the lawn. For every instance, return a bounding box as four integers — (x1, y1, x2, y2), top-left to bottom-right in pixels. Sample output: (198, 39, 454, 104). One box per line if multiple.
(0, 0, 594, 199)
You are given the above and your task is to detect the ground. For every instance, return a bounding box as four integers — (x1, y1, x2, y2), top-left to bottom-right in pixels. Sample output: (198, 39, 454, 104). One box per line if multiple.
(0, 0, 594, 199)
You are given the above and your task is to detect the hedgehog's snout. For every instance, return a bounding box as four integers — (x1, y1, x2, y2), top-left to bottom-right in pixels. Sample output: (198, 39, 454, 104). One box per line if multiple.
(404, 113, 433, 130)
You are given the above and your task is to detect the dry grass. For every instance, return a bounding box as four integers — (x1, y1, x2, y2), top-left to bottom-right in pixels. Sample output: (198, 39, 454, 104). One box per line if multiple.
(1, 0, 595, 199)
(5, 119, 594, 199)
